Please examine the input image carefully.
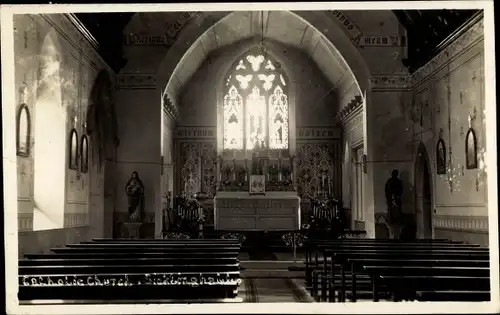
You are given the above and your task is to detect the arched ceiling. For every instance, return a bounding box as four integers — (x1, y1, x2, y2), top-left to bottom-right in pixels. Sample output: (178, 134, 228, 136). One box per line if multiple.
(166, 10, 355, 102)
(75, 9, 480, 73)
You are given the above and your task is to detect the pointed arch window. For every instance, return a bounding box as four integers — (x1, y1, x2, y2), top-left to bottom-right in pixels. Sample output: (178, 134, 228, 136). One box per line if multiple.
(222, 49, 289, 151)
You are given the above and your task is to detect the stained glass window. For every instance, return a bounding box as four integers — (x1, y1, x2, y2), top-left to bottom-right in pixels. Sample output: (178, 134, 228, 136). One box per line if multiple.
(222, 49, 289, 151)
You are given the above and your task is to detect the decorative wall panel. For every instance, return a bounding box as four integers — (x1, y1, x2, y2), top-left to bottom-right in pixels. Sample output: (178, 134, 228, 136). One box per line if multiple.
(177, 140, 217, 198)
(200, 142, 217, 196)
(295, 141, 342, 199)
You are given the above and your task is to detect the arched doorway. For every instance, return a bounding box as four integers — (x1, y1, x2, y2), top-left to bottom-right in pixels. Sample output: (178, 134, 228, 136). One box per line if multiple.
(414, 143, 433, 239)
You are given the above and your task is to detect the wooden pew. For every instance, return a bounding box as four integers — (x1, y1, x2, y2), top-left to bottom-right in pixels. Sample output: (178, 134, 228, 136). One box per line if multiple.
(315, 243, 490, 303)
(20, 257, 238, 266)
(25, 252, 240, 259)
(368, 266, 490, 301)
(91, 238, 240, 243)
(307, 240, 483, 298)
(20, 239, 242, 303)
(306, 241, 487, 302)
(19, 271, 241, 301)
(322, 247, 488, 302)
(50, 245, 240, 254)
(303, 238, 464, 281)
(330, 253, 490, 302)
(415, 290, 491, 302)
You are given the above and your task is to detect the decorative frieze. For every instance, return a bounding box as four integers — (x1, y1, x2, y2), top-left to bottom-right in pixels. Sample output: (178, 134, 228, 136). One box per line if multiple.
(358, 35, 406, 48)
(333, 95, 363, 123)
(370, 74, 411, 91)
(296, 127, 341, 140)
(433, 215, 488, 232)
(411, 15, 484, 85)
(163, 95, 179, 121)
(18, 213, 33, 232)
(117, 74, 156, 89)
(64, 213, 89, 227)
(174, 127, 216, 139)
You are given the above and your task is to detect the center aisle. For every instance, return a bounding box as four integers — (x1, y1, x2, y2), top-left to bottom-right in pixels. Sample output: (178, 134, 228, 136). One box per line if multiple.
(239, 279, 314, 303)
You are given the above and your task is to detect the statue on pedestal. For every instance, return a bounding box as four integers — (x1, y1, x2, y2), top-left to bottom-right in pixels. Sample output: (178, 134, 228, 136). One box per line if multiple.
(125, 171, 145, 222)
(385, 169, 403, 238)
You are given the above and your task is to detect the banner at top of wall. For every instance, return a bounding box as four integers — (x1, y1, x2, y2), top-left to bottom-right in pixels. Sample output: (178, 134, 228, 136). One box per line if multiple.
(175, 127, 216, 139)
(124, 12, 201, 47)
(297, 127, 341, 140)
(330, 10, 363, 45)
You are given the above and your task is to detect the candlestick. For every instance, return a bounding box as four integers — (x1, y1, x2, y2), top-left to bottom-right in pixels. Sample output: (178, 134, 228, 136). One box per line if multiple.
(232, 158, 236, 181)
(244, 158, 248, 181)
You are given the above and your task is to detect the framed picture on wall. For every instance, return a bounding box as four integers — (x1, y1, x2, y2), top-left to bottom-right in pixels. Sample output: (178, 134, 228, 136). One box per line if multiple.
(80, 135, 89, 173)
(465, 128, 478, 169)
(69, 129, 79, 170)
(16, 104, 31, 157)
(436, 138, 447, 174)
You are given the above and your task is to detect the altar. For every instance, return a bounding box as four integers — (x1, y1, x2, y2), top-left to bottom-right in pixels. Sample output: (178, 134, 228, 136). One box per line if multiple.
(214, 191, 301, 231)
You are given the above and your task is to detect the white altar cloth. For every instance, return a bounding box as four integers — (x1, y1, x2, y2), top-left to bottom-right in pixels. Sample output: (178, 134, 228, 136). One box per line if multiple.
(214, 192, 301, 231)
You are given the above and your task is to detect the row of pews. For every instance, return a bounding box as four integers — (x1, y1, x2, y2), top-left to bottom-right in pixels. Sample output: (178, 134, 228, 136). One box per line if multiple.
(303, 238, 491, 302)
(19, 238, 242, 304)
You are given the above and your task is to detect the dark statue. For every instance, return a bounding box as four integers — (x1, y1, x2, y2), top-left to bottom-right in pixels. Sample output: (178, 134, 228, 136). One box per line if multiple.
(385, 169, 403, 226)
(125, 171, 145, 222)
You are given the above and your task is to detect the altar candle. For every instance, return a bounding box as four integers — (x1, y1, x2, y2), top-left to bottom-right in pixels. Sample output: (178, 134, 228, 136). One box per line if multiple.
(278, 158, 282, 182)
(244, 158, 248, 181)
(198, 205, 203, 219)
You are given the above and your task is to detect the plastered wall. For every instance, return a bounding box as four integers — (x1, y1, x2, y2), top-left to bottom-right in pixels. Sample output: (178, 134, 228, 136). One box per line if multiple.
(14, 14, 115, 255)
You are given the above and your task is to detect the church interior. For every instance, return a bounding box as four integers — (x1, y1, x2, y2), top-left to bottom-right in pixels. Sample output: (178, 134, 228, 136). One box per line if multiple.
(4, 7, 496, 306)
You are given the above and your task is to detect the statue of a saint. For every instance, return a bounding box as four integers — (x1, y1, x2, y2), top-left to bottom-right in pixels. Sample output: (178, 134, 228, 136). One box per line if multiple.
(385, 169, 403, 235)
(125, 171, 145, 222)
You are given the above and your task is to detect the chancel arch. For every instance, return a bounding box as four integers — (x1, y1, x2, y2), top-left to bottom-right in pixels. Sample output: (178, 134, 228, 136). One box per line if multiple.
(160, 10, 367, 113)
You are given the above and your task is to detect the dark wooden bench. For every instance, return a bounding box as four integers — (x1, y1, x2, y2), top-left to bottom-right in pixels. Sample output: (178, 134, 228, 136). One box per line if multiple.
(19, 239, 242, 304)
(312, 242, 490, 303)
(372, 266, 490, 301)
(91, 238, 240, 243)
(415, 290, 491, 302)
(321, 247, 488, 301)
(308, 241, 483, 295)
(25, 251, 240, 259)
(20, 256, 238, 266)
(305, 240, 488, 302)
(18, 270, 241, 301)
(303, 238, 465, 284)
(335, 255, 490, 302)
(50, 245, 240, 254)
